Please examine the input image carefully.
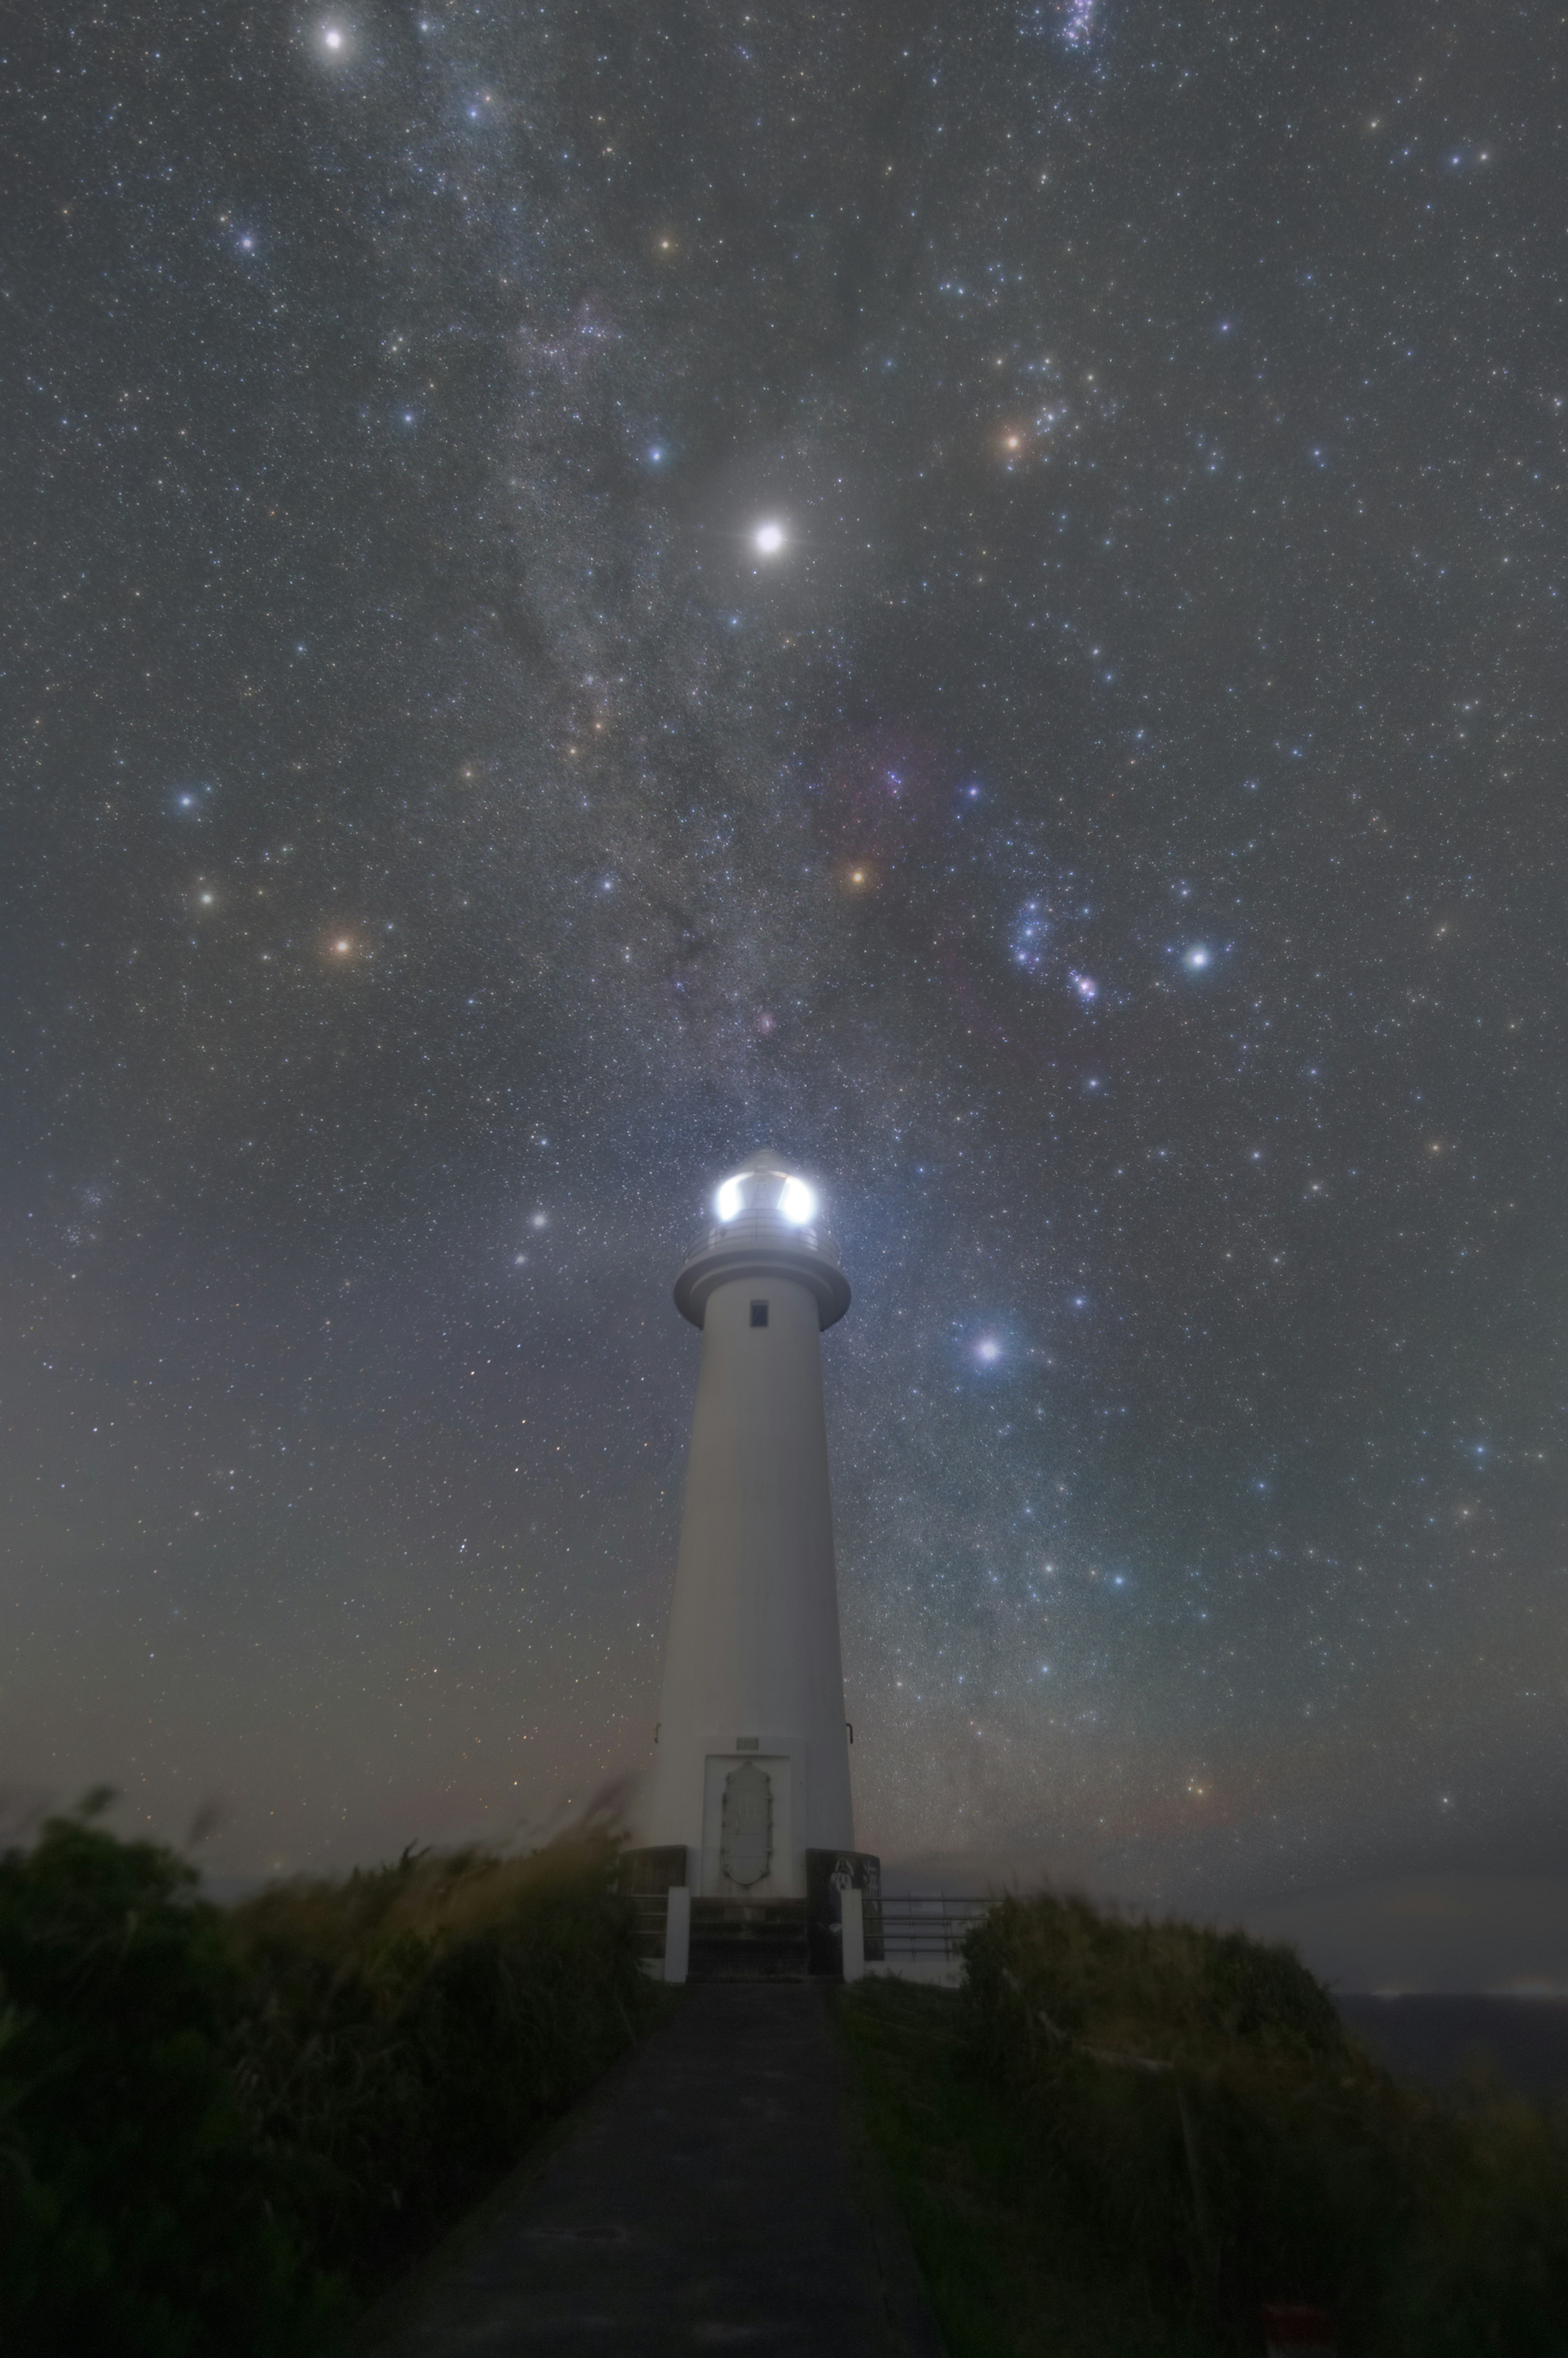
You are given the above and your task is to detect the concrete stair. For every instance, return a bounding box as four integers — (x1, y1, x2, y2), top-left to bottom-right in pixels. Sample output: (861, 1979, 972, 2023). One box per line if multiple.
(688, 1896, 811, 1981)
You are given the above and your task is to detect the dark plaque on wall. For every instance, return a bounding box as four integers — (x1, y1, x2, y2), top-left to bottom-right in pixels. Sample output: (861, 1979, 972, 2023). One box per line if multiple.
(805, 1848, 884, 1975)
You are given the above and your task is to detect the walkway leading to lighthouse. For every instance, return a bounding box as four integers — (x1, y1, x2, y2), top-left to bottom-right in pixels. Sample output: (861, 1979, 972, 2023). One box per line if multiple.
(361, 1982, 944, 2358)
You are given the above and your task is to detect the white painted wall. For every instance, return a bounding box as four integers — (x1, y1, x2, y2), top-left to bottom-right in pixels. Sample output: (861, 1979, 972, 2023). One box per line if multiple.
(647, 1201, 855, 1897)
(841, 1886, 865, 1982)
(663, 1886, 690, 1984)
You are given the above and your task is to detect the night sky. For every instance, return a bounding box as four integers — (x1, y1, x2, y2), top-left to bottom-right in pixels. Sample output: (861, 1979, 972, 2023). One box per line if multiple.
(5, 3, 1564, 1981)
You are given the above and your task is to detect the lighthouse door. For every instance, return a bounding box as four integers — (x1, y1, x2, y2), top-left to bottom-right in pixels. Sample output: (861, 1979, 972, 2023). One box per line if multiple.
(700, 1753, 793, 1897)
(719, 1760, 772, 1886)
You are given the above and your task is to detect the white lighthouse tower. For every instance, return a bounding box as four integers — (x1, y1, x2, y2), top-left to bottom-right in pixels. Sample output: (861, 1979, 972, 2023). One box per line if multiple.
(634, 1153, 879, 1976)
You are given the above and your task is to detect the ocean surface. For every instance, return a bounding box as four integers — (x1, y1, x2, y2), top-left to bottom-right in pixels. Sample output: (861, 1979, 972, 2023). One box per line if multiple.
(1336, 1997, 1568, 2102)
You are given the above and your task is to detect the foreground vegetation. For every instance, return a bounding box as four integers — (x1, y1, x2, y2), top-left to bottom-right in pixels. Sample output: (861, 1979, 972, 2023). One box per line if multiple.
(840, 1892, 1568, 2356)
(0, 1805, 657, 2355)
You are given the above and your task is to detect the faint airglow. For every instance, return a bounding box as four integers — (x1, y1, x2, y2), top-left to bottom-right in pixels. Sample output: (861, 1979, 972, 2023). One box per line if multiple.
(753, 520, 786, 555)
(779, 1176, 815, 1224)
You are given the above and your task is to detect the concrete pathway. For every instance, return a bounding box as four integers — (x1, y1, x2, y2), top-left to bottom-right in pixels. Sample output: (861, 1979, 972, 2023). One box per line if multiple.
(361, 1983, 944, 2357)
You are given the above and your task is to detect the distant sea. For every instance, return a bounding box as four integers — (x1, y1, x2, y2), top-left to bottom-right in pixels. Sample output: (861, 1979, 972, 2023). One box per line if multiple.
(1336, 1997, 1568, 2102)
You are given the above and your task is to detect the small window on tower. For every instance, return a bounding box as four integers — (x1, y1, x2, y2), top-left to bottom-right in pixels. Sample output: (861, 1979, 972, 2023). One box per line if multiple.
(750, 1300, 769, 1328)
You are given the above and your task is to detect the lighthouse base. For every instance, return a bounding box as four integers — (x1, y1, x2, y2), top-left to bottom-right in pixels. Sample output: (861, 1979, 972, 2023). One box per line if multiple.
(619, 1847, 883, 1980)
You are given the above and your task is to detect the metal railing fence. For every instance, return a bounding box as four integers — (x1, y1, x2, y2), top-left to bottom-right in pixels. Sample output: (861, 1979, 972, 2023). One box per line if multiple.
(879, 1893, 993, 1961)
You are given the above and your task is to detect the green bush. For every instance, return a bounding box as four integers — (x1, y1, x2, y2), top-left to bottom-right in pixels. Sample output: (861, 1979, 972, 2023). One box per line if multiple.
(0, 1812, 655, 2356)
(226, 1838, 654, 2287)
(954, 1891, 1568, 2354)
(0, 1813, 341, 2357)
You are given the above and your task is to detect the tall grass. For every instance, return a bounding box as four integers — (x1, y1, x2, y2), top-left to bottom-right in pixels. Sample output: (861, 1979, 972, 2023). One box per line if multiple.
(957, 1891, 1568, 2354)
(227, 1837, 653, 2287)
(0, 1810, 657, 2356)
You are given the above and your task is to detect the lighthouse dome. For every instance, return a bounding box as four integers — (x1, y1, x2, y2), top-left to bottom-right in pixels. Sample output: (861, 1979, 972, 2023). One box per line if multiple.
(674, 1150, 850, 1329)
(713, 1148, 816, 1228)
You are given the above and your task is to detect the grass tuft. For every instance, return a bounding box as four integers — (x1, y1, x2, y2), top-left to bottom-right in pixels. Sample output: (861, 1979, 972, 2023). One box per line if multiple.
(838, 1891, 1568, 2356)
(0, 1814, 657, 2355)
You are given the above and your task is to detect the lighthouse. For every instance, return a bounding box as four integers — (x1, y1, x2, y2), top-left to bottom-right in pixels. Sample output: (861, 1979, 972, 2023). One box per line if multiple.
(629, 1153, 881, 1977)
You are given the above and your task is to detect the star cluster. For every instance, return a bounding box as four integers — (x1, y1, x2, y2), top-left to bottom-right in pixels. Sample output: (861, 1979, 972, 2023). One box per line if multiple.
(3, 3, 1563, 1929)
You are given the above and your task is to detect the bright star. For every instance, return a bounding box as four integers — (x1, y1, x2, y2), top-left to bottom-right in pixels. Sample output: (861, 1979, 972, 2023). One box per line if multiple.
(975, 1337, 1002, 1364)
(1183, 945, 1211, 969)
(753, 520, 785, 555)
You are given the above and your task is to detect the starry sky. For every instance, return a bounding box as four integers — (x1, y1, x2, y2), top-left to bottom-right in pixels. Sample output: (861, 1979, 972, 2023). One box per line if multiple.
(5, 2, 1565, 1976)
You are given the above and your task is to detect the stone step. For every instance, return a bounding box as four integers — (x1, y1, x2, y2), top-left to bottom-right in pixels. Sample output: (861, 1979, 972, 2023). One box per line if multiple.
(691, 1898, 809, 1923)
(688, 1897, 811, 1981)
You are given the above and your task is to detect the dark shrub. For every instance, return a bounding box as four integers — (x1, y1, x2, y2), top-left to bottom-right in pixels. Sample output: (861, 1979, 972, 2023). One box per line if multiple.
(959, 1891, 1568, 2353)
(0, 1817, 655, 2354)
(0, 1814, 340, 2356)
(226, 1837, 653, 2285)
